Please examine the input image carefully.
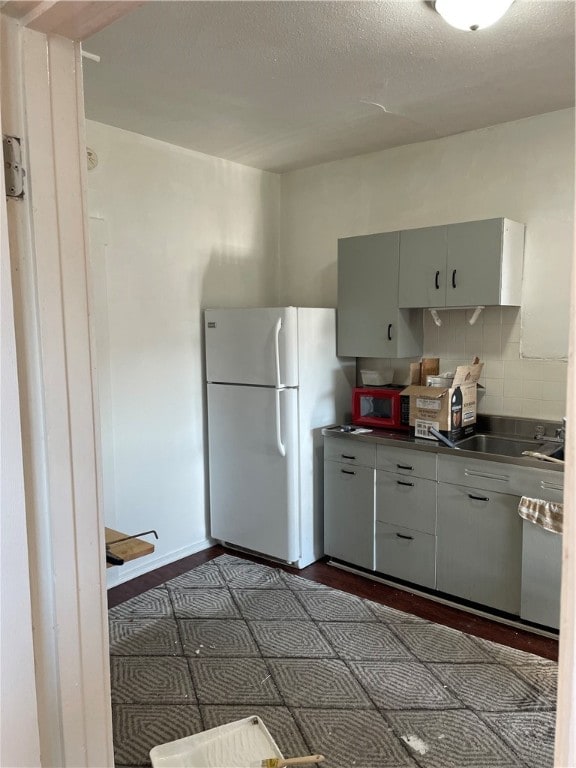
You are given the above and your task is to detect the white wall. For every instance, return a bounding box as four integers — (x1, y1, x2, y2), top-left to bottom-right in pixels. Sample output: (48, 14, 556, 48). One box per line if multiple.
(280, 109, 574, 420)
(86, 120, 280, 583)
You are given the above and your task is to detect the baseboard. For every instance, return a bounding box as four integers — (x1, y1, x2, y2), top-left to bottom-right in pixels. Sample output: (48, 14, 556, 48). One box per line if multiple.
(108, 538, 214, 586)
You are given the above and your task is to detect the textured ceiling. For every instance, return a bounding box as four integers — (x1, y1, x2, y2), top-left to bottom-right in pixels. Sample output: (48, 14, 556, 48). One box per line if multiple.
(83, 1, 575, 173)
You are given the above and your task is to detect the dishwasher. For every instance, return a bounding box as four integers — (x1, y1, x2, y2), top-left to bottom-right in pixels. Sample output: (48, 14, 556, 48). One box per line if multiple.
(521, 522, 562, 630)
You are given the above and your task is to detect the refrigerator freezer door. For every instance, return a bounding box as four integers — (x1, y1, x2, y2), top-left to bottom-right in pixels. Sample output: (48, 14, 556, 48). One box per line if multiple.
(205, 307, 299, 387)
(207, 383, 300, 562)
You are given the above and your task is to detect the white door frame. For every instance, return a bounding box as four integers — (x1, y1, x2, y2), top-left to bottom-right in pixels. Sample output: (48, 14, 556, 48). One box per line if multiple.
(0, 28, 42, 768)
(1, 16, 113, 767)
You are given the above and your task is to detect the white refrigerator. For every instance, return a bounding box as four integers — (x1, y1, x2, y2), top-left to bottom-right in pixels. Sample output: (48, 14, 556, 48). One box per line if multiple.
(205, 307, 353, 568)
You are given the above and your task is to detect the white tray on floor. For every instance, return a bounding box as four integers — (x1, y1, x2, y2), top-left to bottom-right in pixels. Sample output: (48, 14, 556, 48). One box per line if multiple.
(149, 716, 283, 768)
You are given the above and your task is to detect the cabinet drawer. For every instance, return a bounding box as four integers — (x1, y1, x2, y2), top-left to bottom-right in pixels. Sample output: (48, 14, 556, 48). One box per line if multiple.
(324, 436, 375, 467)
(377, 444, 437, 480)
(375, 522, 436, 589)
(376, 471, 437, 533)
(438, 454, 563, 500)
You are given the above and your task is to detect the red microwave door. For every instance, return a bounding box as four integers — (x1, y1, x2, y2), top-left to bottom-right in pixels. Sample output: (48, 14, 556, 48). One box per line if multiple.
(353, 389, 398, 427)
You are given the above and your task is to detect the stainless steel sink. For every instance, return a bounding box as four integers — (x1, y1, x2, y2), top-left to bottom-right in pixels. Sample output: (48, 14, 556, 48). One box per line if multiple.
(455, 434, 547, 457)
(539, 443, 565, 461)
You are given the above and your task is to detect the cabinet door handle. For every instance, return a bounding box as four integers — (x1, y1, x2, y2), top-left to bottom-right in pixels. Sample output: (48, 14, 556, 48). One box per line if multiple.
(341, 454, 356, 460)
(468, 493, 490, 502)
(451, 269, 457, 289)
(396, 533, 414, 540)
(397, 480, 415, 487)
(396, 464, 413, 471)
(435, 270, 440, 290)
(387, 323, 393, 341)
(341, 469, 356, 475)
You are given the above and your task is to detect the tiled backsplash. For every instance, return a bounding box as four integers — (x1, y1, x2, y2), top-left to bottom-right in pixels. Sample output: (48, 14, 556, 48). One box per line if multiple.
(358, 306, 567, 421)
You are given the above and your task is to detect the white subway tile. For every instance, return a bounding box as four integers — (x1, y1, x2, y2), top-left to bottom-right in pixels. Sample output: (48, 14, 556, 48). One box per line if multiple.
(483, 307, 502, 326)
(540, 401, 565, 421)
(484, 360, 504, 379)
(503, 360, 524, 380)
(501, 323, 521, 344)
(484, 378, 504, 398)
(501, 307, 521, 326)
(521, 399, 542, 418)
(502, 398, 524, 416)
(479, 395, 504, 414)
(521, 360, 544, 380)
(541, 360, 569, 382)
(502, 341, 521, 361)
(522, 379, 543, 400)
(542, 381, 567, 403)
(482, 326, 502, 359)
(503, 378, 523, 398)
(450, 309, 466, 326)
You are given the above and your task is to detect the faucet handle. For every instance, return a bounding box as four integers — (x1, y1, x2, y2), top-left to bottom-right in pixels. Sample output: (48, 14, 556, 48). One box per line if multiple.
(555, 418, 567, 440)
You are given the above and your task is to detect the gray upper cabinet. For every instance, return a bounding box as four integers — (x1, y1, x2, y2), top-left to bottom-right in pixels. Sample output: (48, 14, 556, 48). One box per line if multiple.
(337, 232, 423, 357)
(399, 218, 525, 308)
(398, 225, 448, 308)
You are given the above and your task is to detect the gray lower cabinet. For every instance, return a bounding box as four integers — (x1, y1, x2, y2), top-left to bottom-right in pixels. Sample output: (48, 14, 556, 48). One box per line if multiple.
(436, 482, 522, 614)
(323, 434, 563, 627)
(324, 460, 375, 570)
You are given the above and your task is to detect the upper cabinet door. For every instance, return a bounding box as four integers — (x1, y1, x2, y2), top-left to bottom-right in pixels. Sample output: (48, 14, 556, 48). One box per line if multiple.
(447, 218, 524, 307)
(337, 232, 423, 358)
(337, 232, 400, 358)
(399, 225, 448, 308)
(446, 219, 505, 307)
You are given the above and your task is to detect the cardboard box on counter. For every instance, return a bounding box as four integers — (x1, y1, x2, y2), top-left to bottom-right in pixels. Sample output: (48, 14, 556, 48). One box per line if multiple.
(402, 361, 483, 442)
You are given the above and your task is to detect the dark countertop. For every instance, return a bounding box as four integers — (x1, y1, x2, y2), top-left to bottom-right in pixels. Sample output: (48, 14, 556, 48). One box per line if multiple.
(322, 425, 565, 473)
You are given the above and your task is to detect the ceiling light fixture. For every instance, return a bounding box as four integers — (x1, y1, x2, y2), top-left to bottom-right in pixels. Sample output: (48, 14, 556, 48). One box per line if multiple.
(435, 0, 515, 31)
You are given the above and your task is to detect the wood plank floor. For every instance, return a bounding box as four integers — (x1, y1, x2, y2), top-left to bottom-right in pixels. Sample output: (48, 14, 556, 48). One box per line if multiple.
(108, 545, 558, 661)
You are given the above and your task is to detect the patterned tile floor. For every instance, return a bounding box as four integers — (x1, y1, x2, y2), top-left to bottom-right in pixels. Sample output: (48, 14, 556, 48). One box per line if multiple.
(109, 554, 557, 768)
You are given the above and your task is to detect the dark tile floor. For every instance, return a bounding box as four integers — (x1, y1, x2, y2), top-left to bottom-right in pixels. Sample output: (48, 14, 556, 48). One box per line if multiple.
(109, 552, 558, 768)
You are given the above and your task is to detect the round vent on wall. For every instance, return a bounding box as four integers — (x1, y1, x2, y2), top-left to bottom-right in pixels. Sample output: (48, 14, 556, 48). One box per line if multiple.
(87, 147, 98, 171)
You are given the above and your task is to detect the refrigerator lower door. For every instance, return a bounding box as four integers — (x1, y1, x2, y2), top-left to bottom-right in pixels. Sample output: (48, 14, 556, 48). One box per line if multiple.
(207, 383, 300, 563)
(205, 307, 299, 387)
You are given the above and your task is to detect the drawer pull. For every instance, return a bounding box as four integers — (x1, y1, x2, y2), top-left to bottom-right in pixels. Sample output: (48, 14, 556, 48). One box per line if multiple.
(341, 454, 356, 460)
(540, 481, 563, 492)
(397, 464, 414, 471)
(465, 469, 509, 482)
(468, 493, 490, 502)
(341, 469, 356, 476)
(397, 480, 415, 487)
(396, 533, 414, 540)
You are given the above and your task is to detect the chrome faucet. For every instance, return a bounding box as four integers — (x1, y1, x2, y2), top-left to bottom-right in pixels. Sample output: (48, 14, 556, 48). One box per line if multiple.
(555, 417, 567, 443)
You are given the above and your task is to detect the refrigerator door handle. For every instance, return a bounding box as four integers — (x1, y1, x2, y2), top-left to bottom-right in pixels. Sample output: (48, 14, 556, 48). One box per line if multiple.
(275, 388, 286, 457)
(274, 317, 283, 388)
